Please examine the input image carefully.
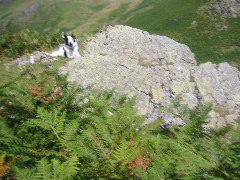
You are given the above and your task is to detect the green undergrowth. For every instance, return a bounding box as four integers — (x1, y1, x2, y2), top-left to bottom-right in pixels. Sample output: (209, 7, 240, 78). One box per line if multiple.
(0, 29, 61, 59)
(0, 61, 239, 179)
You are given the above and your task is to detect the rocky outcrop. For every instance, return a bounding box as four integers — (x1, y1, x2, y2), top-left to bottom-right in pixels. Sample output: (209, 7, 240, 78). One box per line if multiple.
(5, 51, 57, 68)
(213, 0, 240, 18)
(193, 62, 240, 128)
(59, 25, 238, 128)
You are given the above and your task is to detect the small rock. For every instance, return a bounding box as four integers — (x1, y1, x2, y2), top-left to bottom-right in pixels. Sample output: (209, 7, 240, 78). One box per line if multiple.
(191, 20, 198, 28)
(216, 23, 229, 31)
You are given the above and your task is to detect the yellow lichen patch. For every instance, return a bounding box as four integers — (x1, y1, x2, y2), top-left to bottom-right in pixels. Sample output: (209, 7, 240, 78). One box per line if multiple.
(151, 86, 164, 101)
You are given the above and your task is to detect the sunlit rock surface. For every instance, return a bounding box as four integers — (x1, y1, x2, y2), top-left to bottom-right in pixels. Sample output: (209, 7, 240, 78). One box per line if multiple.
(60, 25, 240, 128)
(213, 0, 240, 18)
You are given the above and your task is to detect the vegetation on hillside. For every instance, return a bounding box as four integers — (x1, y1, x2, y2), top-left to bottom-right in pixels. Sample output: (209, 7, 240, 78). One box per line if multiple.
(0, 4, 239, 179)
(0, 29, 61, 58)
(0, 56, 239, 179)
(118, 0, 240, 68)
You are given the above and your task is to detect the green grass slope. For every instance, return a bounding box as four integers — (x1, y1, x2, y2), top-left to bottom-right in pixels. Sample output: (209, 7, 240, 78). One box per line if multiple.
(0, 0, 108, 32)
(117, 0, 240, 68)
(0, 0, 139, 42)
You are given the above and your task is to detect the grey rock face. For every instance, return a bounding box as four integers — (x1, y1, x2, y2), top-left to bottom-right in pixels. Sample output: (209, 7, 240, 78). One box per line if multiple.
(193, 62, 240, 128)
(60, 25, 240, 128)
(213, 0, 240, 18)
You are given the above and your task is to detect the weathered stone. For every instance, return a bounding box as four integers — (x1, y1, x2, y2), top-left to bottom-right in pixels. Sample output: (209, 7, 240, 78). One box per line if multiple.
(59, 25, 240, 128)
(193, 62, 240, 127)
(213, 0, 240, 18)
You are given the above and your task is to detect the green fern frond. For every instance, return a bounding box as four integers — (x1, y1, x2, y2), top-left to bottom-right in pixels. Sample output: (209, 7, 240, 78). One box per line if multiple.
(34, 158, 52, 180)
(112, 141, 138, 166)
(60, 156, 79, 179)
(93, 117, 112, 146)
(32, 156, 78, 180)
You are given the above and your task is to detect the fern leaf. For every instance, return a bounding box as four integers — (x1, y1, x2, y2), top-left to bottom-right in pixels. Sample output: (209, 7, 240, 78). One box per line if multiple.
(34, 158, 52, 180)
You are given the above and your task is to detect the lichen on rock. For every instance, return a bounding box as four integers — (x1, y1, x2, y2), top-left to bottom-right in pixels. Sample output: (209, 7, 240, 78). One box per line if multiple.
(213, 0, 240, 18)
(60, 25, 240, 128)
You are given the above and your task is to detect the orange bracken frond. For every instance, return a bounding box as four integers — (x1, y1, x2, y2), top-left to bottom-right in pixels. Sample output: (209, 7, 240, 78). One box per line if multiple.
(28, 84, 63, 105)
(127, 155, 151, 176)
(0, 157, 15, 178)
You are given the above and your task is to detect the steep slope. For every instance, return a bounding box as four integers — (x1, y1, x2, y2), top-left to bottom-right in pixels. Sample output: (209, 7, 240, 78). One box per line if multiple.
(0, 0, 141, 34)
(117, 0, 240, 68)
(0, 0, 35, 30)
(0, 0, 107, 32)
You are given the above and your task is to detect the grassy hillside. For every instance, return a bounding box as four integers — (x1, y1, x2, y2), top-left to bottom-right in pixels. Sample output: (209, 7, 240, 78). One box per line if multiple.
(0, 0, 239, 68)
(117, 0, 240, 68)
(0, 0, 139, 39)
(0, 0, 108, 32)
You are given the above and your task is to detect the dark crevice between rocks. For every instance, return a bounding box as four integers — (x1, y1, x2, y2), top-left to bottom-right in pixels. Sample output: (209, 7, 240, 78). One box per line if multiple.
(191, 73, 203, 104)
(133, 85, 162, 126)
(163, 60, 174, 99)
(117, 63, 131, 70)
(133, 86, 152, 98)
(133, 85, 161, 110)
(194, 84, 203, 104)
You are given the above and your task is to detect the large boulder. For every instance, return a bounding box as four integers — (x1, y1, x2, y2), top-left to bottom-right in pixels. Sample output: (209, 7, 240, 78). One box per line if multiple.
(60, 25, 240, 128)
